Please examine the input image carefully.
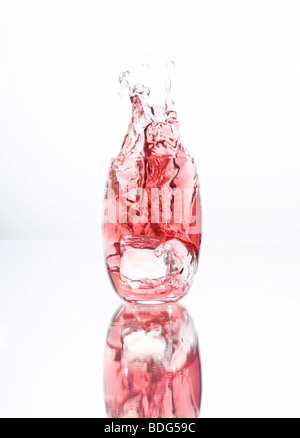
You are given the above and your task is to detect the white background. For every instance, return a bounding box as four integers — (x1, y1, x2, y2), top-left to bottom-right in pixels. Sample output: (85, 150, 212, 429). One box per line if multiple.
(0, 0, 300, 418)
(1, 0, 299, 240)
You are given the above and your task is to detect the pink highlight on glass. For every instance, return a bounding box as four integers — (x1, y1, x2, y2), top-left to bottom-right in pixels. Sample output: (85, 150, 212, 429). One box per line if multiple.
(104, 304, 201, 418)
(103, 65, 201, 302)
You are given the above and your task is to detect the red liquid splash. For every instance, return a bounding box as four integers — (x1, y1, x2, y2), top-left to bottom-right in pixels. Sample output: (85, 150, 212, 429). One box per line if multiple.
(103, 66, 201, 302)
(104, 304, 201, 418)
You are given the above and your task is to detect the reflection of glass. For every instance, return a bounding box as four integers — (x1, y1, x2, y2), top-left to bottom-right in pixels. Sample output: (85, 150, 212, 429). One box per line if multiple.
(104, 304, 201, 418)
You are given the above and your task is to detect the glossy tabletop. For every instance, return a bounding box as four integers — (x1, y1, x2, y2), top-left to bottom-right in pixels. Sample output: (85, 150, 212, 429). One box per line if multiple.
(0, 239, 299, 418)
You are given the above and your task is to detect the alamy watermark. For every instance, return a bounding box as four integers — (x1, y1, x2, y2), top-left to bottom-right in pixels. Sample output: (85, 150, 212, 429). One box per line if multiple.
(104, 186, 200, 233)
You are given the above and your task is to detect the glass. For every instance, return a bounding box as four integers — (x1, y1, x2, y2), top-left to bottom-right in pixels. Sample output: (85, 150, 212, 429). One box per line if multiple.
(103, 156, 201, 303)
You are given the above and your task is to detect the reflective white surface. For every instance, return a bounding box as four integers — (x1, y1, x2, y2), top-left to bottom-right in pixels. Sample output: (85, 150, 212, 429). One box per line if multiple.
(0, 239, 299, 418)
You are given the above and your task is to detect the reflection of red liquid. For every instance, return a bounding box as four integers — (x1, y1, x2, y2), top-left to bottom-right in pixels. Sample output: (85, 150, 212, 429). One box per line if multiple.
(103, 82, 201, 302)
(104, 304, 201, 418)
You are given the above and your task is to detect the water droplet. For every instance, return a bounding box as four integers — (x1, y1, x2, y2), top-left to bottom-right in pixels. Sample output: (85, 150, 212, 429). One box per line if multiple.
(118, 92, 122, 98)
(166, 61, 175, 75)
(119, 71, 132, 95)
(142, 63, 150, 70)
(165, 77, 172, 93)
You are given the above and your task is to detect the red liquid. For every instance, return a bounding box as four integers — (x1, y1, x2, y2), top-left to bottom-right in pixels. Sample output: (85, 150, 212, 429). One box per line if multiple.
(103, 73, 201, 302)
(104, 304, 201, 418)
